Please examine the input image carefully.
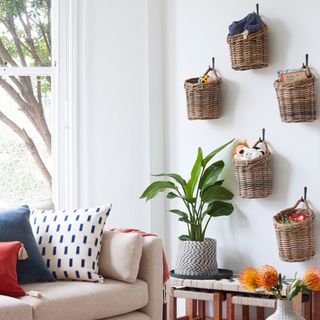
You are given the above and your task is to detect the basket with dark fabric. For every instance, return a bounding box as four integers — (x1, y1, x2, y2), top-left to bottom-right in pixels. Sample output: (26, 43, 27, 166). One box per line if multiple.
(274, 73, 316, 123)
(227, 24, 268, 71)
(273, 199, 315, 262)
(233, 140, 272, 199)
(184, 69, 222, 120)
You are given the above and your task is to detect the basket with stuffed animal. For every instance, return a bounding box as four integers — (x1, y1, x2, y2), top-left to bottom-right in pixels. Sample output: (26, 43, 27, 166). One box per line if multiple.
(233, 131, 272, 199)
(184, 60, 222, 120)
(227, 6, 268, 71)
(274, 55, 316, 123)
(273, 190, 315, 262)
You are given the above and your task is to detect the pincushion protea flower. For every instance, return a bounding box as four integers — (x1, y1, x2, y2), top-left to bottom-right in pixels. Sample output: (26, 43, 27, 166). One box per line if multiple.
(259, 265, 278, 290)
(239, 267, 260, 290)
(303, 267, 320, 291)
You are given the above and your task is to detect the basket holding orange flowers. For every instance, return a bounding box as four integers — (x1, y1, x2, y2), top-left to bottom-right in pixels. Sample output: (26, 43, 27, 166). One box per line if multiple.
(239, 265, 320, 300)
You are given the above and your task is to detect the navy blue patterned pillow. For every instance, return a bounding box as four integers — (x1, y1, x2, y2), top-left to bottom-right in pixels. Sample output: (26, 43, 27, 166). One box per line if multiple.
(31, 205, 111, 283)
(0, 205, 54, 283)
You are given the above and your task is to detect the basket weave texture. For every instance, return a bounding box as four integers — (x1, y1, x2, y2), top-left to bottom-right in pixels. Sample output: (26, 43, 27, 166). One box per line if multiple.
(273, 200, 315, 262)
(227, 24, 268, 71)
(184, 76, 222, 120)
(274, 74, 316, 123)
(233, 140, 272, 199)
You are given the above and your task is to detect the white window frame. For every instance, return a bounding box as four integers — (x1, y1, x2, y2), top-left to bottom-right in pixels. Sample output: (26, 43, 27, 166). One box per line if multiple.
(0, 0, 78, 209)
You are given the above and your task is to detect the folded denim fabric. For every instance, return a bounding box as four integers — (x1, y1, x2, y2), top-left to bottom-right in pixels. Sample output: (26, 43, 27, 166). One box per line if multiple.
(229, 12, 263, 36)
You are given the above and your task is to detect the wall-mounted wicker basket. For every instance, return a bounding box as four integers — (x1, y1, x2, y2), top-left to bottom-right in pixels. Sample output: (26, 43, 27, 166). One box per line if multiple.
(273, 189, 315, 262)
(233, 130, 272, 199)
(274, 55, 316, 123)
(184, 59, 222, 120)
(227, 5, 268, 71)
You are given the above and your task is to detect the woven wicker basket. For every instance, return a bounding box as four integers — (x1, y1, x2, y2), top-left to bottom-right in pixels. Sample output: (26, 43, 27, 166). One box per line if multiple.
(274, 73, 316, 123)
(227, 24, 268, 71)
(184, 69, 222, 120)
(273, 199, 315, 262)
(233, 140, 272, 199)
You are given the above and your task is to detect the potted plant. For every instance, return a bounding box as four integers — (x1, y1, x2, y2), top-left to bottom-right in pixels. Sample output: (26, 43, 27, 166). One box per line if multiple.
(239, 265, 320, 320)
(140, 140, 234, 276)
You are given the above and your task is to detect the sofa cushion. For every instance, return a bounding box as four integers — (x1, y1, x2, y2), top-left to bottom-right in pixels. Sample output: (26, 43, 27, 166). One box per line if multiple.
(99, 231, 144, 283)
(31, 205, 111, 283)
(0, 241, 26, 297)
(0, 205, 54, 284)
(20, 278, 148, 320)
(0, 296, 33, 320)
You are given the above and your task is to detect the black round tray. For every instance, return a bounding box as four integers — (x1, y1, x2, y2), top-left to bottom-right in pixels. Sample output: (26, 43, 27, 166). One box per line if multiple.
(170, 269, 233, 280)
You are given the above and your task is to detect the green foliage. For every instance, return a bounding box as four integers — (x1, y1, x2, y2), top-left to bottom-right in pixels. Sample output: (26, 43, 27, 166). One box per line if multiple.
(140, 139, 234, 241)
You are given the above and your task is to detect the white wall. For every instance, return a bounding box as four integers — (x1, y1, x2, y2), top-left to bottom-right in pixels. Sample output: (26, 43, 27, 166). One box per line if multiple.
(77, 0, 166, 233)
(163, 0, 320, 278)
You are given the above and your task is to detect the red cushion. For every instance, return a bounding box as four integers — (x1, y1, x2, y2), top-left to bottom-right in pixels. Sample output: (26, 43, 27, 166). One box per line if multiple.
(0, 241, 25, 297)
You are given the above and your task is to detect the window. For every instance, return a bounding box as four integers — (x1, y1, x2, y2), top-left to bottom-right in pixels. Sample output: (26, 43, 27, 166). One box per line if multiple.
(0, 0, 54, 206)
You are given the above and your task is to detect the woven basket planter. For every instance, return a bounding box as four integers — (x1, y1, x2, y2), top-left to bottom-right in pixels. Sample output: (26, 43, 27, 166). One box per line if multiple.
(184, 73, 222, 120)
(273, 199, 315, 262)
(227, 24, 268, 71)
(274, 74, 316, 123)
(233, 140, 272, 199)
(175, 238, 218, 276)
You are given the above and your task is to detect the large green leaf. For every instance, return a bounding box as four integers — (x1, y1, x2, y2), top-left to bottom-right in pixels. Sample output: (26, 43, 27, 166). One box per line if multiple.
(185, 147, 203, 197)
(202, 139, 234, 167)
(202, 185, 234, 203)
(152, 173, 186, 188)
(140, 181, 177, 201)
(204, 201, 234, 217)
(169, 209, 189, 220)
(199, 160, 224, 190)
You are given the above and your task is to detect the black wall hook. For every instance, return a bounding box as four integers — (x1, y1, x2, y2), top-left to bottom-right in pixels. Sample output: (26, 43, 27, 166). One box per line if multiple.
(305, 54, 309, 67)
(259, 128, 265, 141)
(301, 186, 307, 202)
(212, 57, 215, 69)
(256, 3, 260, 15)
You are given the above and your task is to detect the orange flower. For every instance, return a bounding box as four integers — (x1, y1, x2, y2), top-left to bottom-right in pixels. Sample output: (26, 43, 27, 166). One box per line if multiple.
(303, 267, 320, 291)
(239, 267, 260, 291)
(259, 265, 278, 290)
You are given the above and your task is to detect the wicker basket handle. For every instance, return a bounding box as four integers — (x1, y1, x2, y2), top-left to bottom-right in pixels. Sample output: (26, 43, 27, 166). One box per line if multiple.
(204, 57, 219, 78)
(292, 187, 310, 211)
(253, 128, 270, 154)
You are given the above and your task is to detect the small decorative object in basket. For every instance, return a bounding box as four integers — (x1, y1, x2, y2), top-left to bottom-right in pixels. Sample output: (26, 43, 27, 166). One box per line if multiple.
(184, 57, 222, 120)
(273, 187, 315, 262)
(227, 4, 268, 71)
(274, 54, 316, 123)
(233, 128, 272, 199)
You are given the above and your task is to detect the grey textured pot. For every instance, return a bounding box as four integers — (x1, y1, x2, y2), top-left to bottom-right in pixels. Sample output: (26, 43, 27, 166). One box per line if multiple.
(175, 238, 218, 276)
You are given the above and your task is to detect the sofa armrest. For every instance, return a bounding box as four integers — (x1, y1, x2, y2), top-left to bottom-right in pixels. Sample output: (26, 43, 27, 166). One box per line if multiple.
(138, 236, 163, 320)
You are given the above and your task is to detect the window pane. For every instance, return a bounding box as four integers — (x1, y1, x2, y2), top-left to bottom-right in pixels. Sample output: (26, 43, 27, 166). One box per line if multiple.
(0, 76, 51, 205)
(0, 0, 52, 67)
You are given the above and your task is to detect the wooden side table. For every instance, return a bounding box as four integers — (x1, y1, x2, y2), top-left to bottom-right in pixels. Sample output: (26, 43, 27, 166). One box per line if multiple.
(170, 287, 224, 320)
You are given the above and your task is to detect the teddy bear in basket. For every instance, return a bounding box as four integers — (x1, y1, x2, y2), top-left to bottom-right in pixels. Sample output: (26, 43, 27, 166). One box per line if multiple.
(233, 140, 266, 161)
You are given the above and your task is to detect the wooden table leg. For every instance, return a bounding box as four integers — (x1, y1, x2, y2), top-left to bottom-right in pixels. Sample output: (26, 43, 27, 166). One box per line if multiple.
(186, 299, 197, 318)
(242, 305, 249, 320)
(213, 292, 222, 320)
(292, 292, 302, 315)
(198, 300, 206, 319)
(170, 288, 177, 320)
(226, 293, 234, 320)
(314, 291, 320, 320)
(304, 296, 312, 320)
(256, 307, 265, 320)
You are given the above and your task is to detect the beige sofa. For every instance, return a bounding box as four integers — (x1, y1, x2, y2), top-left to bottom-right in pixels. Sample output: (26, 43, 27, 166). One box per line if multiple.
(0, 233, 163, 320)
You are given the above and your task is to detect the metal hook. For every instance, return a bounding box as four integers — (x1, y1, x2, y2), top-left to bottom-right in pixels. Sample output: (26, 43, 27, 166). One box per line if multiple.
(259, 128, 265, 142)
(212, 57, 215, 69)
(256, 3, 259, 15)
(301, 186, 307, 202)
(305, 54, 309, 67)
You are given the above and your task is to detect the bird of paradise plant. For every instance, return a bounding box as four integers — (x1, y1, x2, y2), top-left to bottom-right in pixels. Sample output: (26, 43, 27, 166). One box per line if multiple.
(140, 140, 234, 241)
